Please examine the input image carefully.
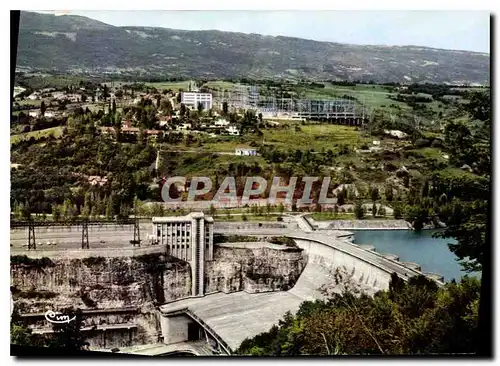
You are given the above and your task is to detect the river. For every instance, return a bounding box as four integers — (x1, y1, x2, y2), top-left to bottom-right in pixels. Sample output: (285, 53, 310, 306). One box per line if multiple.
(352, 229, 481, 282)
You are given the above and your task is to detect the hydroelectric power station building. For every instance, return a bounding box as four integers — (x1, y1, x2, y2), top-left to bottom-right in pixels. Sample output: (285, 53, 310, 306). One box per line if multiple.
(152, 212, 214, 296)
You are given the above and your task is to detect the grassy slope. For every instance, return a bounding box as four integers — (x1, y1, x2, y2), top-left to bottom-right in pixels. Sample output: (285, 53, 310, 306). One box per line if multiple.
(261, 124, 371, 151)
(10, 126, 63, 144)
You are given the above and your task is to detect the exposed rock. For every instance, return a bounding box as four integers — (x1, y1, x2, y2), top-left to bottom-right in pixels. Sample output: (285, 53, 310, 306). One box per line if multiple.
(205, 246, 307, 294)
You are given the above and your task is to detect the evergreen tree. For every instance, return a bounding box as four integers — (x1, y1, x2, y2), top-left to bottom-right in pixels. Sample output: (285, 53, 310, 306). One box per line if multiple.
(62, 199, 72, 220)
(278, 203, 285, 215)
(105, 196, 113, 219)
(370, 186, 379, 202)
(336, 189, 346, 206)
(385, 184, 394, 202)
(52, 204, 61, 221)
(90, 205, 98, 220)
(209, 204, 216, 217)
(40, 101, 47, 116)
(112, 99, 117, 123)
(354, 200, 365, 219)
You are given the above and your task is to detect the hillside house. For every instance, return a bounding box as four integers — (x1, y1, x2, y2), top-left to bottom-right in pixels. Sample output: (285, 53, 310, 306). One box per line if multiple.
(225, 125, 240, 136)
(235, 148, 258, 156)
(214, 118, 230, 127)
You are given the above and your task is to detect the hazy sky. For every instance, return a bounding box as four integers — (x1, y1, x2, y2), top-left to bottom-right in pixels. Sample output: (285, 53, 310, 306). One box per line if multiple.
(38, 10, 490, 53)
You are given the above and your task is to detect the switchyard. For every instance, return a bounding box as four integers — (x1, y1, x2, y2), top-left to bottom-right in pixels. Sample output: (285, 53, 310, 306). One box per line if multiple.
(211, 84, 368, 125)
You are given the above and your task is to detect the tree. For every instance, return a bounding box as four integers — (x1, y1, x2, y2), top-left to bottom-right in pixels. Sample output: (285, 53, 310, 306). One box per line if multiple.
(435, 92, 490, 272)
(51, 204, 61, 221)
(40, 101, 47, 116)
(336, 189, 346, 206)
(197, 102, 204, 114)
(90, 205, 98, 220)
(392, 202, 404, 219)
(103, 84, 109, 101)
(370, 186, 379, 202)
(105, 196, 113, 219)
(354, 200, 365, 219)
(176, 91, 182, 103)
(222, 101, 228, 115)
(48, 309, 89, 351)
(278, 203, 285, 215)
(372, 202, 377, 217)
(209, 204, 217, 217)
(378, 205, 386, 217)
(160, 99, 173, 115)
(236, 275, 480, 355)
(385, 184, 394, 202)
(81, 205, 90, 219)
(422, 179, 430, 198)
(62, 199, 73, 220)
(112, 98, 117, 121)
(180, 103, 186, 117)
(11, 323, 45, 348)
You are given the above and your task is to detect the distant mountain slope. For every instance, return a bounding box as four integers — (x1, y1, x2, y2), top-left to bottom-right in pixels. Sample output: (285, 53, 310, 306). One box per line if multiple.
(16, 11, 490, 84)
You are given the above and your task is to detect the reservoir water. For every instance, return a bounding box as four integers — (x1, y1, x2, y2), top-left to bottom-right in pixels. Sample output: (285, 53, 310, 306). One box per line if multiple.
(352, 229, 481, 282)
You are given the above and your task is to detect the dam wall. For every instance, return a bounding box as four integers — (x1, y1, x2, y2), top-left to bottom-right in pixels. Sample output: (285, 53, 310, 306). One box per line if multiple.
(291, 238, 392, 293)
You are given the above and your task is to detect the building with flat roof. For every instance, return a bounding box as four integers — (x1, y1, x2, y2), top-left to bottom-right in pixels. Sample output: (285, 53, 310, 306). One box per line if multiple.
(235, 148, 257, 156)
(152, 212, 214, 296)
(181, 92, 213, 111)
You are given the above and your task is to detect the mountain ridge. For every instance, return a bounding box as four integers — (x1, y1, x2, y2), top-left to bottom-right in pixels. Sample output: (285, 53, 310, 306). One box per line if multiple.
(16, 11, 490, 84)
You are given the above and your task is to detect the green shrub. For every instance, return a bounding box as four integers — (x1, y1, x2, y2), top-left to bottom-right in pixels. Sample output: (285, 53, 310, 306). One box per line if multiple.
(11, 255, 54, 268)
(82, 257, 106, 267)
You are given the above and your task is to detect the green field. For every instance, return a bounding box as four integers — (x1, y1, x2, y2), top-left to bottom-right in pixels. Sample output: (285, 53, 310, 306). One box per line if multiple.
(17, 99, 42, 107)
(17, 75, 89, 90)
(163, 152, 266, 177)
(261, 124, 370, 151)
(143, 81, 191, 91)
(296, 83, 409, 110)
(203, 81, 236, 90)
(10, 127, 63, 144)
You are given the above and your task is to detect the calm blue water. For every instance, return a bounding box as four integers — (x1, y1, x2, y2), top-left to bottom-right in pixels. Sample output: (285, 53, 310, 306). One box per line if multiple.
(352, 229, 481, 282)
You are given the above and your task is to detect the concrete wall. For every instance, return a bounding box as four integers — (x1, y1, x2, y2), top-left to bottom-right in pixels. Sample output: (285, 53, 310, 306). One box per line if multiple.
(293, 238, 392, 292)
(315, 219, 411, 230)
(214, 222, 287, 231)
(161, 314, 193, 344)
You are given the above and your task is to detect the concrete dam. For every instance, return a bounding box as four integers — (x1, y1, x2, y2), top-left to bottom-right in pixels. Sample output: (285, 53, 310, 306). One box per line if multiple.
(10, 214, 443, 355)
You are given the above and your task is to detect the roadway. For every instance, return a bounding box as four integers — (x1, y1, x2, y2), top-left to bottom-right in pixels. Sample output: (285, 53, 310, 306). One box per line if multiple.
(10, 224, 152, 250)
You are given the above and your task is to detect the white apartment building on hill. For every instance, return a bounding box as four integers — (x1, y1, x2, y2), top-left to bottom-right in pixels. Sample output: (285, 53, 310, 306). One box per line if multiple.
(181, 92, 213, 111)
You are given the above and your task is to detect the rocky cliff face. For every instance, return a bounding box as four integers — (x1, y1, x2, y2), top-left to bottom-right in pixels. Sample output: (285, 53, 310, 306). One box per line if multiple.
(11, 245, 307, 349)
(11, 254, 191, 314)
(205, 247, 307, 294)
(11, 253, 192, 347)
